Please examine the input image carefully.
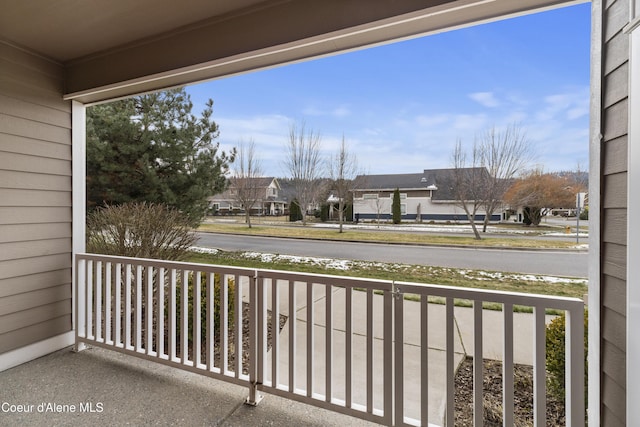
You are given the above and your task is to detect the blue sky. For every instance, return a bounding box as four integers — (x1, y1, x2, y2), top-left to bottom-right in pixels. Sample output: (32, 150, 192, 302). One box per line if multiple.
(187, 3, 591, 177)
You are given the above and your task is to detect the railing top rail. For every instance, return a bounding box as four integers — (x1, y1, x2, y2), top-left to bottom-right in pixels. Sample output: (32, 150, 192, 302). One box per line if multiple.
(76, 253, 257, 276)
(256, 268, 393, 290)
(396, 280, 584, 309)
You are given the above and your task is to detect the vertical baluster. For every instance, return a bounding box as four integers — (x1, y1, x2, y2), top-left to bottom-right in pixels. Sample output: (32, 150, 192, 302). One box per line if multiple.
(235, 274, 242, 377)
(272, 278, 280, 387)
(421, 295, 429, 427)
(95, 261, 102, 342)
(221, 274, 229, 374)
(345, 286, 352, 409)
(169, 268, 177, 362)
(503, 302, 514, 427)
(125, 263, 132, 350)
(289, 280, 297, 393)
(194, 271, 202, 367)
(115, 263, 122, 347)
(533, 305, 546, 427)
(325, 283, 333, 403)
(105, 262, 112, 345)
(366, 288, 373, 413)
(181, 270, 189, 363)
(207, 272, 215, 371)
(146, 266, 154, 356)
(393, 286, 404, 426)
(306, 281, 314, 397)
(446, 297, 454, 426)
(473, 300, 483, 427)
(157, 267, 165, 359)
(86, 260, 93, 340)
(136, 265, 143, 352)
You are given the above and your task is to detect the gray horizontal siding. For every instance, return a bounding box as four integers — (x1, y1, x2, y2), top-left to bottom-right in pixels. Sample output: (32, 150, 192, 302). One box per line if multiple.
(600, 0, 629, 420)
(0, 41, 72, 355)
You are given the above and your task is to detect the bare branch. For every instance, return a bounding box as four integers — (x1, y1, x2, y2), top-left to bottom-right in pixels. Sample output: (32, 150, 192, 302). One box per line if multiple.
(232, 139, 264, 228)
(282, 121, 323, 225)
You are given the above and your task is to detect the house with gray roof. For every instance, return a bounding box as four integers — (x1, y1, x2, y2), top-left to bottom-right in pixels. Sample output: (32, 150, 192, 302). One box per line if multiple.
(352, 168, 504, 222)
(208, 177, 287, 216)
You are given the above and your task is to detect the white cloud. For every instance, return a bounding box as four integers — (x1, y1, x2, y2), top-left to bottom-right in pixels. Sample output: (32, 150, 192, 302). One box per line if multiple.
(469, 91, 500, 108)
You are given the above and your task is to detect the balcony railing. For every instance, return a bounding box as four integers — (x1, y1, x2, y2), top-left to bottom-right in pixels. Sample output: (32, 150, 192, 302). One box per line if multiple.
(75, 253, 585, 426)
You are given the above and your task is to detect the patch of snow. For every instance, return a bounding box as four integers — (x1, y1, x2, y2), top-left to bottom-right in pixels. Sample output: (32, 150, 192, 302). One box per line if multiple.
(190, 246, 219, 255)
(236, 251, 587, 285)
(313, 222, 589, 237)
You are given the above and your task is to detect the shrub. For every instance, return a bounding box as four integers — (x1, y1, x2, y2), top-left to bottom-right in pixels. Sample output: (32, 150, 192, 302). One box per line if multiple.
(289, 199, 303, 222)
(579, 207, 589, 221)
(175, 273, 236, 345)
(86, 202, 196, 260)
(319, 204, 329, 222)
(546, 310, 588, 401)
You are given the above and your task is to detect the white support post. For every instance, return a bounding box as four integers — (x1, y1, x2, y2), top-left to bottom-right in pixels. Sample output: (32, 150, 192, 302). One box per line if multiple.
(72, 100, 87, 352)
(588, 0, 603, 424)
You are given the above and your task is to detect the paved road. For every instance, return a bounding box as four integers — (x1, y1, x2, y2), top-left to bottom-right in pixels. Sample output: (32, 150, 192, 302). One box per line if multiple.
(195, 232, 588, 278)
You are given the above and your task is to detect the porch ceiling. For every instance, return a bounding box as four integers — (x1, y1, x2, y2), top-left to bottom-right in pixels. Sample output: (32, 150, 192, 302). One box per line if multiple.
(1, 0, 582, 103)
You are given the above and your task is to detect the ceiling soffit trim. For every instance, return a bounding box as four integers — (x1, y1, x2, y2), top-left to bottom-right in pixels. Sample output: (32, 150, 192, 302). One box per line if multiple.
(65, 0, 580, 104)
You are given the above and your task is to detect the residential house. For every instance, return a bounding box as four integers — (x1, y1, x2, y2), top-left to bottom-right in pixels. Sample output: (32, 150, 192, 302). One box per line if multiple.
(0, 0, 635, 425)
(207, 177, 286, 216)
(352, 168, 504, 223)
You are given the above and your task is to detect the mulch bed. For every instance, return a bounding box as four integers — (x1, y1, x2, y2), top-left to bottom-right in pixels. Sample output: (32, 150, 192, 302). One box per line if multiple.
(454, 356, 566, 426)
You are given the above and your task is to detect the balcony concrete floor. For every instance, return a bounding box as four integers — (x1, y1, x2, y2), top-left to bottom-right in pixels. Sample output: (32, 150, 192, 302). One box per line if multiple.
(0, 346, 379, 426)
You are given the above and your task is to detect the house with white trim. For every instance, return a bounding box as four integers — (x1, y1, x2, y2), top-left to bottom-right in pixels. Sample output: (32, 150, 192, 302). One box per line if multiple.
(352, 168, 505, 223)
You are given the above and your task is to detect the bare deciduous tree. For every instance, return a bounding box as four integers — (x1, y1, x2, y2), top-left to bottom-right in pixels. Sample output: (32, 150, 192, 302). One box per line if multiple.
(283, 121, 323, 225)
(233, 139, 263, 228)
(478, 124, 533, 232)
(451, 140, 486, 240)
(327, 137, 360, 233)
(451, 123, 533, 238)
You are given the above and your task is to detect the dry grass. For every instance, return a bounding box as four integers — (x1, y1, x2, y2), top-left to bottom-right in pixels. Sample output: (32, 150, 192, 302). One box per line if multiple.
(187, 251, 587, 301)
(197, 223, 579, 250)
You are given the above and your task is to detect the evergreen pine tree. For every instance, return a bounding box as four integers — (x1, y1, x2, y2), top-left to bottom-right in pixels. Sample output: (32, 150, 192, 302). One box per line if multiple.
(392, 188, 402, 224)
(87, 88, 234, 225)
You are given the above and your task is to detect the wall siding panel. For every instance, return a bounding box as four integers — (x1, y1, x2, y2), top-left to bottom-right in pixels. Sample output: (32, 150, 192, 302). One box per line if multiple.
(0, 298, 71, 335)
(0, 286, 71, 329)
(0, 43, 72, 356)
(0, 315, 71, 354)
(603, 339, 627, 386)
(600, 0, 629, 420)
(602, 275, 627, 317)
(0, 206, 70, 225)
(604, 135, 628, 174)
(0, 269, 71, 299)
(602, 208, 627, 244)
(602, 306, 626, 352)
